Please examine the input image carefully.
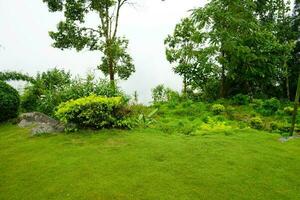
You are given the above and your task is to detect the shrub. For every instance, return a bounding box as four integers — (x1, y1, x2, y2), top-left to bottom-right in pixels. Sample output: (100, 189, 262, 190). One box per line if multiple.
(250, 117, 263, 130)
(278, 123, 290, 133)
(55, 95, 131, 129)
(0, 81, 20, 122)
(270, 122, 279, 131)
(212, 104, 225, 115)
(21, 68, 71, 115)
(262, 98, 281, 115)
(283, 106, 294, 115)
(232, 94, 250, 105)
(60, 75, 125, 101)
(250, 99, 263, 109)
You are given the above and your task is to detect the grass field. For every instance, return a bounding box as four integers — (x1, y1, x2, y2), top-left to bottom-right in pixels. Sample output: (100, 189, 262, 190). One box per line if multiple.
(1, 124, 300, 200)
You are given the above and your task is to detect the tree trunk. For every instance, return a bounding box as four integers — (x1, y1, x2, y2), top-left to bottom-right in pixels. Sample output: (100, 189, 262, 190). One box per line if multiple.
(220, 64, 226, 98)
(109, 57, 115, 88)
(183, 75, 187, 97)
(290, 73, 300, 136)
(285, 60, 290, 100)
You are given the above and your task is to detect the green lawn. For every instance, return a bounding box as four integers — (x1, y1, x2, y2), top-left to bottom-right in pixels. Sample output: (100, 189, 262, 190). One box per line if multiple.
(0, 124, 300, 200)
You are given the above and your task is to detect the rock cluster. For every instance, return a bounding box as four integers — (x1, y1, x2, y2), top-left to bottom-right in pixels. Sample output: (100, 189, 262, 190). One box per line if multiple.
(18, 112, 64, 136)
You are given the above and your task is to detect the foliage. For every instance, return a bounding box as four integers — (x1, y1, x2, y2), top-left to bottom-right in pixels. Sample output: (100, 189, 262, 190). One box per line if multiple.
(21, 68, 71, 116)
(283, 106, 294, 115)
(261, 97, 281, 115)
(250, 117, 264, 130)
(59, 74, 126, 102)
(151, 84, 180, 104)
(250, 99, 264, 109)
(232, 94, 250, 105)
(43, 0, 135, 82)
(166, 0, 294, 99)
(211, 104, 225, 115)
(55, 95, 130, 129)
(0, 81, 20, 122)
(0, 71, 35, 83)
(136, 108, 158, 127)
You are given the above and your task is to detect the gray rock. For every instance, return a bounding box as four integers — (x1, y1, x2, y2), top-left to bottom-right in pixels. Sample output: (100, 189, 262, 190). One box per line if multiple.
(18, 112, 64, 136)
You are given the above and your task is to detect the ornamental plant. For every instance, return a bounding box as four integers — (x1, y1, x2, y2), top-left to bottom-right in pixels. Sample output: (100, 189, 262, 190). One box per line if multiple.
(55, 95, 131, 129)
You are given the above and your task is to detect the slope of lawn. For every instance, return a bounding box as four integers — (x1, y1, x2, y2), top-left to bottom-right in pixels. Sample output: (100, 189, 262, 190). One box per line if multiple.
(0, 123, 300, 200)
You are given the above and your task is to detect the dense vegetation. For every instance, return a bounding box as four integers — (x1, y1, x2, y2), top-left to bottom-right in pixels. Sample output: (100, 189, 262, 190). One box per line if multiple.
(0, 81, 20, 122)
(165, 0, 300, 100)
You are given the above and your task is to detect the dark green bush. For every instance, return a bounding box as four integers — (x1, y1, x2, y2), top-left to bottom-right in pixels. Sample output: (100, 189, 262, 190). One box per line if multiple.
(0, 81, 20, 122)
(261, 98, 281, 115)
(55, 95, 131, 129)
(232, 94, 250, 105)
(250, 117, 263, 130)
(212, 104, 225, 115)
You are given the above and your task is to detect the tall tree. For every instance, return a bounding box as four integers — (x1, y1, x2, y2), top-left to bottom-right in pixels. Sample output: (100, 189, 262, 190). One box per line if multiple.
(165, 18, 218, 96)
(166, 0, 292, 99)
(43, 0, 135, 85)
(289, 0, 300, 99)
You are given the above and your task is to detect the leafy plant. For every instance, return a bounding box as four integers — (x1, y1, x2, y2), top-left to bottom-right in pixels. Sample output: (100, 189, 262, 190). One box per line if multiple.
(232, 94, 250, 105)
(261, 98, 281, 115)
(283, 106, 294, 115)
(136, 109, 158, 127)
(212, 104, 225, 115)
(250, 117, 263, 130)
(21, 68, 71, 116)
(0, 81, 20, 122)
(55, 95, 130, 129)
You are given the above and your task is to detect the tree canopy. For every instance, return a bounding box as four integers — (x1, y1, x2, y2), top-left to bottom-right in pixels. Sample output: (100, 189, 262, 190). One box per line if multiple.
(165, 0, 295, 99)
(43, 0, 135, 83)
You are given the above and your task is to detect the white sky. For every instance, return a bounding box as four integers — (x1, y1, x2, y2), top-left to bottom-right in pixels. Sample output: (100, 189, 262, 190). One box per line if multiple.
(0, 0, 206, 103)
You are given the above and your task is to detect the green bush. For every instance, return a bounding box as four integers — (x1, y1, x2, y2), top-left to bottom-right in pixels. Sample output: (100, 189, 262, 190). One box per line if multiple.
(270, 122, 279, 131)
(262, 98, 281, 115)
(278, 123, 290, 133)
(232, 94, 250, 105)
(55, 95, 131, 129)
(21, 68, 71, 115)
(60, 75, 125, 101)
(250, 117, 263, 130)
(250, 99, 263, 109)
(212, 104, 225, 115)
(0, 81, 20, 122)
(21, 70, 126, 117)
(283, 106, 294, 115)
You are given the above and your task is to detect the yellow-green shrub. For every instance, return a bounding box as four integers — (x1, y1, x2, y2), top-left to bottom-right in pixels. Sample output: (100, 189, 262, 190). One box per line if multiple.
(55, 95, 131, 129)
(212, 104, 225, 115)
(250, 117, 263, 130)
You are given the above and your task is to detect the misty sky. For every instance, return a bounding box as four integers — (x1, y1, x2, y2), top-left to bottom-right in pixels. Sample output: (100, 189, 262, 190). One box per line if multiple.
(0, 0, 205, 103)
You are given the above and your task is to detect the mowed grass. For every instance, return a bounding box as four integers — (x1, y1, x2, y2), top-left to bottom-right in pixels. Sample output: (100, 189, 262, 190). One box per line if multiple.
(0, 124, 300, 200)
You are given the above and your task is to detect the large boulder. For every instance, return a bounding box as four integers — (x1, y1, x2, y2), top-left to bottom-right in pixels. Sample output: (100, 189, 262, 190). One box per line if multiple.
(18, 112, 64, 136)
